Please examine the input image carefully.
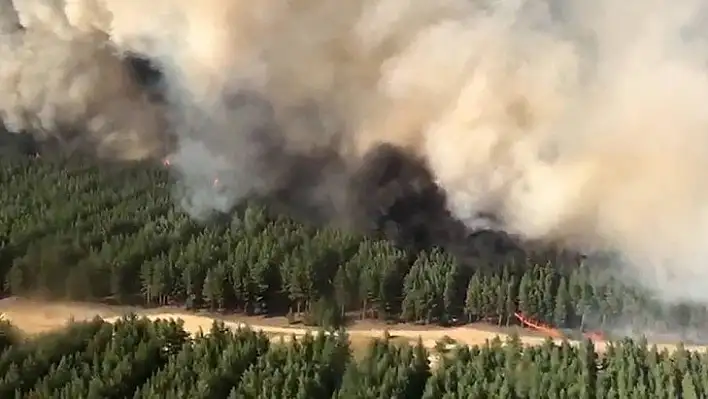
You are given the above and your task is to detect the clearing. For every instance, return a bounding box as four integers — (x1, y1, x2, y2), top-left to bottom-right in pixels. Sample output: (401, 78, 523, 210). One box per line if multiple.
(0, 297, 703, 358)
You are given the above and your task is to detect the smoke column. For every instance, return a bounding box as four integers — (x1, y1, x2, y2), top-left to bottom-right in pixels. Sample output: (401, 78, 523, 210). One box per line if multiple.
(4, 0, 708, 303)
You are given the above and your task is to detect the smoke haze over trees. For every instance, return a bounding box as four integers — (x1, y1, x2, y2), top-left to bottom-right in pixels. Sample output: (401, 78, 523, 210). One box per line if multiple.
(2, 155, 708, 344)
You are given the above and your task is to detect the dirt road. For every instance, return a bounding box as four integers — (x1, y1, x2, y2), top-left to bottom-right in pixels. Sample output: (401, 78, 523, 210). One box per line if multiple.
(0, 297, 703, 354)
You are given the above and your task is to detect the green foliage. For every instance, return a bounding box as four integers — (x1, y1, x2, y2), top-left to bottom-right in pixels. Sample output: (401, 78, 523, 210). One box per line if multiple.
(0, 316, 705, 398)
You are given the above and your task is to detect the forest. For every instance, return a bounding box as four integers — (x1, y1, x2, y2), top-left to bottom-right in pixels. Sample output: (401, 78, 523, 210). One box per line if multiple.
(0, 315, 706, 398)
(0, 153, 707, 339)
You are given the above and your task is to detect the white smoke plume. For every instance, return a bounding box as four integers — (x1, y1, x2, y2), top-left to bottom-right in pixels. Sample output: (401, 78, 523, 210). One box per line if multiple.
(4, 0, 708, 303)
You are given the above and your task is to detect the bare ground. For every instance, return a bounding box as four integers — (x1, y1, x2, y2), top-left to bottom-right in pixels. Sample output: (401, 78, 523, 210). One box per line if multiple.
(0, 297, 704, 358)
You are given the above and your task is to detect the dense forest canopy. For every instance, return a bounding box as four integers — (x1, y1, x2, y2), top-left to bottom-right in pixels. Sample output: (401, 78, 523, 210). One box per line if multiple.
(0, 316, 706, 398)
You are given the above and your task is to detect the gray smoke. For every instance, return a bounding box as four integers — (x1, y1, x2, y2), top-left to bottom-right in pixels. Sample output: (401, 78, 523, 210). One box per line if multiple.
(4, 0, 708, 304)
(0, 0, 165, 160)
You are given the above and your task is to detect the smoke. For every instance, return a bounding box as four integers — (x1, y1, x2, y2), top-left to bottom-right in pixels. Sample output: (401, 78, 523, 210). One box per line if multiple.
(0, 0, 165, 160)
(5, 0, 708, 303)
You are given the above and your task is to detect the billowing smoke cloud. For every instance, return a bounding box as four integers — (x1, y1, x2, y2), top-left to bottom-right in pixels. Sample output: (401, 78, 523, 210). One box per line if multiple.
(4, 0, 708, 303)
(0, 0, 165, 160)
